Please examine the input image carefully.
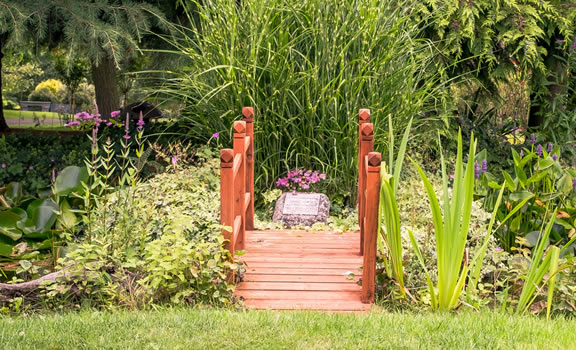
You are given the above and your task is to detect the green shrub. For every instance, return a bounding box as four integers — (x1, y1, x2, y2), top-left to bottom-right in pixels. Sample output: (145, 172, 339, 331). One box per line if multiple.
(28, 79, 67, 103)
(47, 158, 237, 309)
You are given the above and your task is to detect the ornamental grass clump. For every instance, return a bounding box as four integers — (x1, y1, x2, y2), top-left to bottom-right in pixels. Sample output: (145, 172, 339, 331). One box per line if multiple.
(408, 130, 477, 310)
(155, 0, 445, 200)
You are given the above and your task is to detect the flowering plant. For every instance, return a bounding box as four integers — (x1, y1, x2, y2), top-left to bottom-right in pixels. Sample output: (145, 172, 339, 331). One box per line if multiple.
(65, 110, 124, 130)
(275, 169, 326, 192)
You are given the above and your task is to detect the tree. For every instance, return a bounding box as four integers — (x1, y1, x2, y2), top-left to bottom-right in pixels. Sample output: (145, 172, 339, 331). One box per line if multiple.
(0, 2, 34, 130)
(414, 0, 576, 127)
(0, 1, 169, 131)
(32, 0, 168, 119)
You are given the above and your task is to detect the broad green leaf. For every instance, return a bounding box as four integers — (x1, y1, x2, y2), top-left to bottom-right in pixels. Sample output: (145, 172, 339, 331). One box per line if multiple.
(537, 159, 555, 171)
(54, 166, 89, 195)
(21, 198, 59, 235)
(4, 182, 23, 207)
(0, 211, 24, 240)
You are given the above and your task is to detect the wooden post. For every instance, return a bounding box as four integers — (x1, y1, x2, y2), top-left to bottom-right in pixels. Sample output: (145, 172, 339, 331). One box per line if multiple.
(359, 122, 374, 255)
(220, 149, 235, 254)
(242, 107, 255, 231)
(362, 151, 381, 303)
(358, 108, 370, 216)
(233, 121, 247, 250)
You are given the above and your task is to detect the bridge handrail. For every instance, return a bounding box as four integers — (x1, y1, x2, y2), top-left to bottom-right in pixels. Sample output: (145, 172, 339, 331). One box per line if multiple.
(357, 109, 381, 303)
(220, 108, 255, 257)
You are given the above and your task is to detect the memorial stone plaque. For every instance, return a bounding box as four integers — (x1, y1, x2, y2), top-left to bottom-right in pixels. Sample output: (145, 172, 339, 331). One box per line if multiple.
(282, 193, 321, 215)
(273, 192, 330, 228)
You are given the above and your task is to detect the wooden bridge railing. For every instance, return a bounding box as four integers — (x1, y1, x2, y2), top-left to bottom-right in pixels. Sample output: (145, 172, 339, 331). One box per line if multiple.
(357, 109, 381, 303)
(219, 106, 380, 304)
(220, 107, 255, 257)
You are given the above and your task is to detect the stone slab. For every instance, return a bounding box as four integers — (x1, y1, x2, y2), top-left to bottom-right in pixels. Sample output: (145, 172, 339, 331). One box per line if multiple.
(273, 192, 330, 228)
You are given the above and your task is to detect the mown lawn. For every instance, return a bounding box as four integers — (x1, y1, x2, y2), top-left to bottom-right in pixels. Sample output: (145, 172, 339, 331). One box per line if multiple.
(1, 308, 575, 349)
(4, 110, 61, 120)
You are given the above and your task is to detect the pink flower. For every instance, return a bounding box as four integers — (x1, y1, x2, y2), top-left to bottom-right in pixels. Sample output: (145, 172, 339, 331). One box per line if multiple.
(212, 132, 220, 139)
(65, 120, 81, 127)
(1, 163, 6, 169)
(106, 122, 113, 126)
(110, 110, 121, 118)
(123, 134, 131, 140)
(171, 156, 178, 165)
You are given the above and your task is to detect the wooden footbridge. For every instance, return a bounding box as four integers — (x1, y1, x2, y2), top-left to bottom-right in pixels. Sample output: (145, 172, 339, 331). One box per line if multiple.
(220, 108, 381, 311)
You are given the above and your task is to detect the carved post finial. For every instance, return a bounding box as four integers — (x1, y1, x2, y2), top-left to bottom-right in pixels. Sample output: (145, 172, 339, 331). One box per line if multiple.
(233, 120, 246, 135)
(242, 107, 254, 121)
(367, 152, 381, 167)
(361, 123, 374, 138)
(359, 109, 371, 123)
(220, 149, 234, 167)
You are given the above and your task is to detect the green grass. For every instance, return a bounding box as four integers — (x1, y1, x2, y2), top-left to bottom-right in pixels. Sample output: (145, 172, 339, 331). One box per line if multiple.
(4, 110, 62, 120)
(1, 308, 575, 349)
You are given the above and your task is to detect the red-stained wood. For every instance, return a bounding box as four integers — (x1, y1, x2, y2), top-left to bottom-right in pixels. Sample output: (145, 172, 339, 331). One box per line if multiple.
(359, 122, 374, 255)
(236, 282, 361, 292)
(243, 274, 359, 283)
(219, 107, 379, 310)
(243, 299, 370, 311)
(361, 152, 381, 303)
(242, 107, 255, 231)
(358, 109, 370, 230)
(245, 267, 360, 276)
(233, 121, 247, 250)
(220, 149, 235, 254)
(240, 256, 362, 263)
(236, 290, 361, 299)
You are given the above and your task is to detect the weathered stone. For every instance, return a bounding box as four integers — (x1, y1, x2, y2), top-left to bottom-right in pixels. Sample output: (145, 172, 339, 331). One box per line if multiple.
(273, 192, 330, 228)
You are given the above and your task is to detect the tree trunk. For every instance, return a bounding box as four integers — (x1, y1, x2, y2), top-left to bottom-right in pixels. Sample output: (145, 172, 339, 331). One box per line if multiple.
(0, 44, 10, 132)
(91, 55, 120, 120)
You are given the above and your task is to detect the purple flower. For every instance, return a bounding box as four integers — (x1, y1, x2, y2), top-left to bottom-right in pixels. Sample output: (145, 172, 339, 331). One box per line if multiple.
(536, 144, 543, 156)
(1, 163, 6, 169)
(530, 134, 536, 144)
(572, 38, 576, 50)
(50, 158, 55, 163)
(212, 132, 220, 139)
(136, 119, 145, 131)
(450, 174, 455, 179)
(573, 177, 576, 191)
(520, 150, 524, 157)
(171, 156, 178, 166)
(556, 39, 564, 44)
(106, 122, 113, 127)
(481, 160, 487, 173)
(552, 154, 558, 161)
(495, 246, 503, 252)
(276, 177, 289, 187)
(65, 120, 81, 127)
(28, 166, 34, 171)
(474, 161, 480, 179)
(547, 143, 553, 153)
(319, 173, 326, 180)
(110, 110, 120, 118)
(300, 183, 310, 190)
(123, 134, 131, 140)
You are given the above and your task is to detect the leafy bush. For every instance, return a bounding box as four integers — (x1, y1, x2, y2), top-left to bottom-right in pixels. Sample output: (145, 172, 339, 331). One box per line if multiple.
(0, 133, 90, 193)
(48, 156, 237, 308)
(28, 79, 67, 103)
(478, 142, 576, 252)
